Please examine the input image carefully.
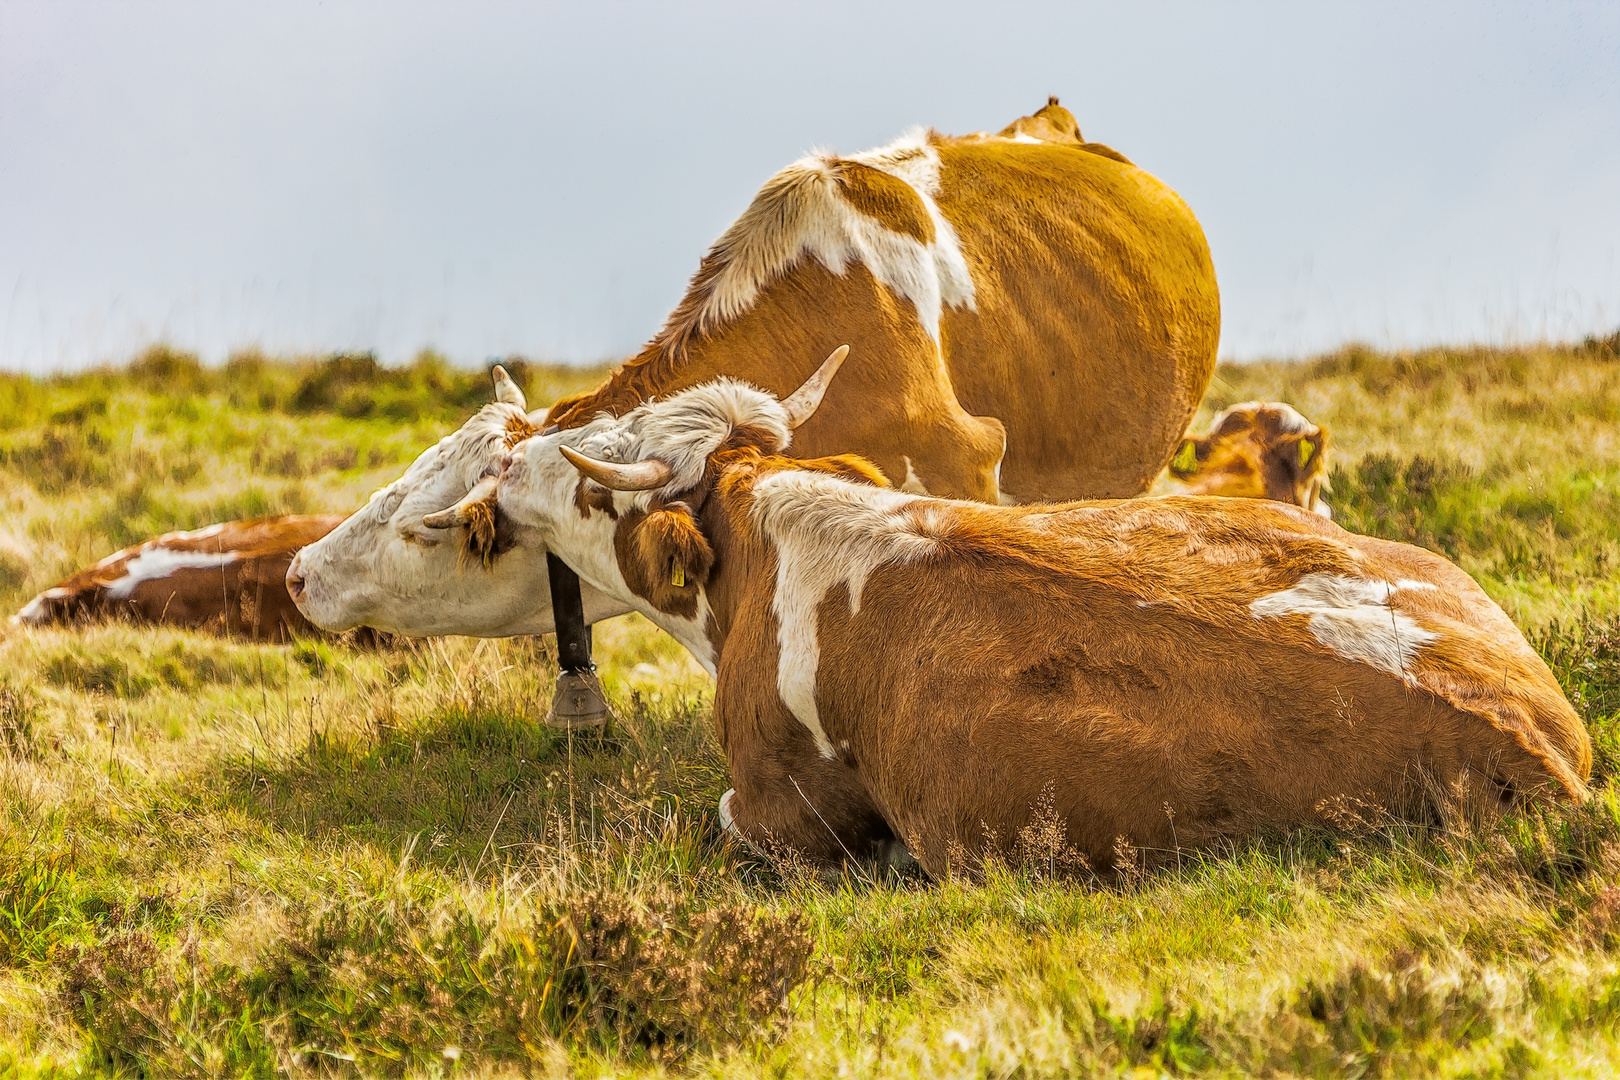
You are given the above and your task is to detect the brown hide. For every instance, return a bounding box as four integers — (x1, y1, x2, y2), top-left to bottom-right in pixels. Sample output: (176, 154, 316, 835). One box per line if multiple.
(16, 515, 346, 641)
(545, 99, 1220, 503)
(609, 451, 1588, 876)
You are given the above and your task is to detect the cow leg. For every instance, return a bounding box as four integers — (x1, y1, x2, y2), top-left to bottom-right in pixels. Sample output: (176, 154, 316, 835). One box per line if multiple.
(544, 553, 611, 729)
(917, 412, 1008, 503)
(716, 747, 897, 867)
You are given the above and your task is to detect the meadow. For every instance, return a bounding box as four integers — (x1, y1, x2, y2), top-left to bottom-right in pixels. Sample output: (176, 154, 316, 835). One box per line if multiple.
(2, 336, 1620, 1078)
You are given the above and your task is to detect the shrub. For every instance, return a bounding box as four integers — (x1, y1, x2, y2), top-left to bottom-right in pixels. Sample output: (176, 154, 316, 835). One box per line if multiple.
(254, 885, 811, 1067)
(1328, 451, 1479, 557)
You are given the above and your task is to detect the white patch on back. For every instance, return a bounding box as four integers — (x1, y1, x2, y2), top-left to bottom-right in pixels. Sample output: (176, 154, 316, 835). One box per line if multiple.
(672, 129, 976, 344)
(1250, 573, 1439, 680)
(106, 547, 239, 599)
(751, 471, 942, 757)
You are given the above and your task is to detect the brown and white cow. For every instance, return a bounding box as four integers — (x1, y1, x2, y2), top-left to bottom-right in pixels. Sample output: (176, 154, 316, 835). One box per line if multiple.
(543, 97, 1220, 504)
(1157, 401, 1332, 515)
(14, 515, 345, 641)
(457, 353, 1590, 876)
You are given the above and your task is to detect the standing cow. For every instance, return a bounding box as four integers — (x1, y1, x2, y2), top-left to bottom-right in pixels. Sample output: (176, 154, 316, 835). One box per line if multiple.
(430, 352, 1587, 876)
(292, 98, 1221, 723)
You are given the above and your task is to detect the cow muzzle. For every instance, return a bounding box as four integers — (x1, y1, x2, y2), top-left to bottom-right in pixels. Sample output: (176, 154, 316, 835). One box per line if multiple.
(285, 553, 307, 602)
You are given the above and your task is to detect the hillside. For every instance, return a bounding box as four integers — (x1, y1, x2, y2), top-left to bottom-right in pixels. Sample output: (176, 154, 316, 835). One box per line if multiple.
(2, 341, 1620, 1077)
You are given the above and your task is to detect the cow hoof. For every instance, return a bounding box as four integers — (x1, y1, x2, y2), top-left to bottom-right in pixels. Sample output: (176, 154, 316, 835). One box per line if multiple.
(545, 669, 612, 729)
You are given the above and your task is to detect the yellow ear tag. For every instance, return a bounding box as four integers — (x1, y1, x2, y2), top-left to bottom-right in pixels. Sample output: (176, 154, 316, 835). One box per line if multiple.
(1170, 440, 1198, 475)
(1298, 438, 1315, 468)
(671, 564, 685, 588)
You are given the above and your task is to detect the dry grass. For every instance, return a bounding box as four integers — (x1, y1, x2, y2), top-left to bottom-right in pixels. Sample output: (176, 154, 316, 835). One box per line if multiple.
(0, 340, 1619, 1077)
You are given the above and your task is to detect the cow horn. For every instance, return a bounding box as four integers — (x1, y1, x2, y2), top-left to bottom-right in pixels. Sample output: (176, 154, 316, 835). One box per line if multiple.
(422, 476, 499, 529)
(491, 365, 527, 409)
(780, 345, 850, 430)
(560, 445, 673, 491)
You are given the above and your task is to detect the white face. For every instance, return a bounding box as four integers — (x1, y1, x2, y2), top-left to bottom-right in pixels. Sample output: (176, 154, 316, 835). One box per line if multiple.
(495, 381, 798, 672)
(496, 424, 622, 572)
(288, 400, 631, 637)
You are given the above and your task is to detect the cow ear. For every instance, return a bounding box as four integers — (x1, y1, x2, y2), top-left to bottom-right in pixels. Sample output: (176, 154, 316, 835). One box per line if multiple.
(1289, 429, 1327, 479)
(491, 365, 527, 409)
(1169, 438, 1202, 478)
(616, 503, 715, 616)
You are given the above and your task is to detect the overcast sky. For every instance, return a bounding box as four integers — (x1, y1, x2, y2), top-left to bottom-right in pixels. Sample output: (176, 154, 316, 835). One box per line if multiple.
(2, 1, 1617, 373)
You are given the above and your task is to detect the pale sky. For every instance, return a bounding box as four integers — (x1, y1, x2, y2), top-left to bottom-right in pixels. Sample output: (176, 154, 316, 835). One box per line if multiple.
(2, 1, 1617, 373)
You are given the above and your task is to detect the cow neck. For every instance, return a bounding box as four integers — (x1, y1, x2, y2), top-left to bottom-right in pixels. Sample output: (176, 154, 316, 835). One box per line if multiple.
(694, 446, 894, 660)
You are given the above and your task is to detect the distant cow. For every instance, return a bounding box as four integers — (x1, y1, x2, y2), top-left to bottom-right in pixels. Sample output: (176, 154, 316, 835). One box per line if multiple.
(289, 97, 1222, 642)
(1159, 402, 1331, 515)
(445, 352, 1588, 877)
(14, 515, 344, 641)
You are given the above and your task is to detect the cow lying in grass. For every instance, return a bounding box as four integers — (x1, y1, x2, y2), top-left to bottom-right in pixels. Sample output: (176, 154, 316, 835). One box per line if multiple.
(424, 349, 1587, 877)
(14, 515, 347, 641)
(1159, 401, 1332, 515)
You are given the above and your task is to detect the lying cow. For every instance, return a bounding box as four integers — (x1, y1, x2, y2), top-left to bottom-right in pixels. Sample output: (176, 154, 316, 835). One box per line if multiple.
(292, 97, 1222, 723)
(1158, 401, 1332, 515)
(413, 349, 1587, 876)
(14, 515, 345, 642)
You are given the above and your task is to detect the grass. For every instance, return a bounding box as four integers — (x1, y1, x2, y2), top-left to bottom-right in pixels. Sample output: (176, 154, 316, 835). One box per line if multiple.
(0, 339, 1619, 1076)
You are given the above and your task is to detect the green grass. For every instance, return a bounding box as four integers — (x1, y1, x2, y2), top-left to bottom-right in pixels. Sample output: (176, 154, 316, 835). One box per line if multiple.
(2, 341, 1620, 1076)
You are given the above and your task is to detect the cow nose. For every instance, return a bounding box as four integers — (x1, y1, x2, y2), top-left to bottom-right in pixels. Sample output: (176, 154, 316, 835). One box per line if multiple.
(285, 556, 306, 601)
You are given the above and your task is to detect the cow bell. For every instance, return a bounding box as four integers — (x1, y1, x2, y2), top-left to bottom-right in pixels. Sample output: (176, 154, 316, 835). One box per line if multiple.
(546, 668, 613, 730)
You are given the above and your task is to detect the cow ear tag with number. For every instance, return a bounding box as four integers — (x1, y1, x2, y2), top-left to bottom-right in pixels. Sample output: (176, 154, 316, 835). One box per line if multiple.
(671, 563, 686, 588)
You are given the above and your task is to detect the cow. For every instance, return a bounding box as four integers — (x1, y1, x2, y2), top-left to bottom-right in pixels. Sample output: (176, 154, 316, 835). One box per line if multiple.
(1157, 401, 1332, 515)
(435, 349, 1590, 877)
(292, 97, 1222, 723)
(542, 96, 1219, 505)
(283, 367, 635, 635)
(13, 515, 346, 642)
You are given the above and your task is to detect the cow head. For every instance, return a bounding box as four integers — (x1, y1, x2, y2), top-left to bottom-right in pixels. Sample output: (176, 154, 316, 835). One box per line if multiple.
(286, 367, 631, 636)
(1164, 401, 1331, 516)
(492, 347, 855, 668)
